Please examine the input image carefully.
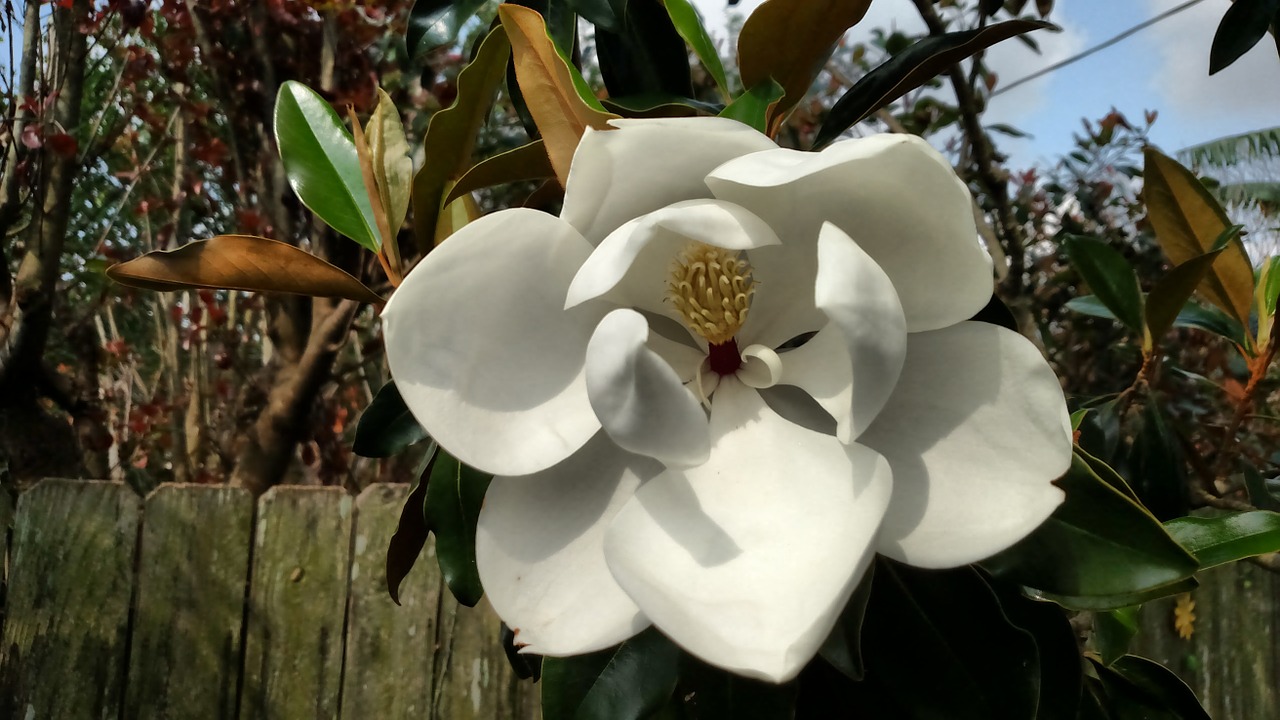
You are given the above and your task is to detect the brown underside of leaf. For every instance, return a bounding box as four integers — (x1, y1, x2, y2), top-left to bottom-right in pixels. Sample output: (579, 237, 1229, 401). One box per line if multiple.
(737, 0, 873, 135)
(106, 235, 384, 305)
(499, 4, 617, 186)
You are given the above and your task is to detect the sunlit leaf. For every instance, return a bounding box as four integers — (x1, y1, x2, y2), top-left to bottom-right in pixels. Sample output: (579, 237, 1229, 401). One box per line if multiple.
(737, 0, 874, 135)
(500, 4, 618, 186)
(274, 81, 379, 251)
(411, 25, 512, 250)
(106, 235, 384, 304)
(1143, 147, 1255, 328)
(718, 79, 785, 134)
(813, 20, 1055, 149)
(1254, 255, 1280, 348)
(369, 88, 414, 247)
(1164, 510, 1280, 569)
(661, 0, 730, 101)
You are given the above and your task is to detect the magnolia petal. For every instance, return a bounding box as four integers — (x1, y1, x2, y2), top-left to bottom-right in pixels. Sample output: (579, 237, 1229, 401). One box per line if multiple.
(646, 329, 706, 383)
(707, 134, 992, 333)
(382, 208, 603, 476)
(859, 322, 1072, 568)
(604, 377, 893, 682)
(587, 309, 711, 468)
(779, 224, 907, 442)
(561, 118, 778, 245)
(477, 434, 658, 655)
(565, 199, 781, 326)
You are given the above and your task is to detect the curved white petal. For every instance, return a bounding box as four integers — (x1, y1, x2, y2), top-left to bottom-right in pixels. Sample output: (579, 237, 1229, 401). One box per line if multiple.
(477, 434, 659, 655)
(858, 322, 1072, 568)
(587, 309, 710, 467)
(382, 209, 603, 476)
(565, 199, 781, 326)
(708, 134, 993, 332)
(604, 377, 893, 682)
(778, 224, 907, 442)
(562, 118, 778, 245)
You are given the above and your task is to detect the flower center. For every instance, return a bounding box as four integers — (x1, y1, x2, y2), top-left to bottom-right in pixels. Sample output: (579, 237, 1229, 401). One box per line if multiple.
(667, 242, 756, 372)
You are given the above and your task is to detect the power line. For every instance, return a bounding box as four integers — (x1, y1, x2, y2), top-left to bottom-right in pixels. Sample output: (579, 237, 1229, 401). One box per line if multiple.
(992, 0, 1210, 97)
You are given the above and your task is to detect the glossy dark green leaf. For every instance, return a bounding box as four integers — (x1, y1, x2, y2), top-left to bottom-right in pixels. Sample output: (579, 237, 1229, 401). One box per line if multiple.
(1093, 605, 1140, 667)
(1029, 577, 1198, 612)
(1243, 465, 1280, 511)
(813, 19, 1055, 149)
(719, 79, 785, 134)
(407, 0, 489, 58)
(540, 628, 679, 720)
(1163, 510, 1280, 569)
(661, 0, 729, 100)
(274, 81, 379, 251)
(1063, 235, 1145, 336)
(983, 454, 1199, 604)
(1094, 656, 1210, 720)
(970, 293, 1020, 332)
(1209, 0, 1280, 74)
(675, 654, 797, 720)
(1065, 295, 1246, 346)
(1076, 446, 1140, 502)
(385, 446, 437, 605)
(595, 0, 693, 99)
(1146, 250, 1225, 341)
(817, 562, 874, 681)
(989, 582, 1082, 720)
(444, 140, 554, 205)
(856, 562, 1040, 720)
(601, 93, 721, 118)
(424, 451, 492, 606)
(353, 381, 429, 458)
(500, 623, 542, 681)
(565, 0, 621, 31)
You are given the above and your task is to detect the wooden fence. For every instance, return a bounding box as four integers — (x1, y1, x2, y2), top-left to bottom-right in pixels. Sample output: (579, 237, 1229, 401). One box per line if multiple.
(0, 479, 1275, 719)
(0, 479, 539, 720)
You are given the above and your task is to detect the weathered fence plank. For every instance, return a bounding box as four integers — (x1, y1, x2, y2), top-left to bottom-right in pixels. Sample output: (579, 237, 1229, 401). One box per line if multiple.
(239, 487, 353, 720)
(431, 590, 542, 720)
(124, 484, 254, 720)
(340, 483, 440, 718)
(1133, 561, 1280, 718)
(0, 480, 140, 720)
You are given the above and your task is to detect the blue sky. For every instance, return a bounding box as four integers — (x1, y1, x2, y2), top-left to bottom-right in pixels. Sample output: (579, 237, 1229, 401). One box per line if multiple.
(695, 0, 1280, 170)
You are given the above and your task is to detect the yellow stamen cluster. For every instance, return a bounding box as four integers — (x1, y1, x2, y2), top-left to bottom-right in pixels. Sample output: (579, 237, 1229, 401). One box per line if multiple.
(667, 242, 756, 345)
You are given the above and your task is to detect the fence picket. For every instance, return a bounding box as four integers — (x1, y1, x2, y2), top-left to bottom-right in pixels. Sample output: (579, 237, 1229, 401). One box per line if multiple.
(124, 484, 254, 720)
(238, 486, 353, 720)
(430, 590, 541, 720)
(340, 483, 440, 718)
(0, 480, 140, 719)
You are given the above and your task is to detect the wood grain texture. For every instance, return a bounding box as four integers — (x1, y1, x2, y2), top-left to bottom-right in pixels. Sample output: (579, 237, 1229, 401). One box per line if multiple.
(430, 587, 541, 720)
(124, 484, 253, 720)
(0, 480, 140, 719)
(238, 486, 353, 720)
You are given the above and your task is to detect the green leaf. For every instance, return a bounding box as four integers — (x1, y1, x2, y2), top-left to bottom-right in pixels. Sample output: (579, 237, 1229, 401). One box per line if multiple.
(444, 140, 555, 205)
(274, 81, 379, 251)
(817, 561, 874, 681)
(1209, 0, 1280, 75)
(1067, 295, 1246, 346)
(1129, 399, 1191, 521)
(813, 19, 1055, 149)
(1254, 255, 1280, 347)
(353, 381, 428, 458)
(564, 0, 621, 32)
(541, 628, 680, 720)
(856, 562, 1039, 720)
(385, 446, 437, 605)
(1076, 446, 1140, 502)
(1093, 605, 1140, 667)
(406, 0, 489, 59)
(1146, 249, 1225, 341)
(1143, 147, 1255, 328)
(1030, 577, 1198, 612)
(661, 0, 730, 101)
(1095, 656, 1211, 720)
(1063, 235, 1145, 336)
(424, 451, 492, 606)
(718, 79, 785, 134)
(1164, 511, 1280, 569)
(991, 584, 1082, 720)
(594, 0, 693, 100)
(411, 25, 512, 251)
(601, 93, 722, 118)
(982, 454, 1199, 604)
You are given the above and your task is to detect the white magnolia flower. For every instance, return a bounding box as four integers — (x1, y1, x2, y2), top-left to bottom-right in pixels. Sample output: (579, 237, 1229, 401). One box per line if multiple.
(382, 117, 1071, 683)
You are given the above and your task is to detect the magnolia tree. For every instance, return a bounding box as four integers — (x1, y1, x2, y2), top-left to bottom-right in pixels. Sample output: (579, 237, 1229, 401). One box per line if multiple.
(105, 0, 1280, 717)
